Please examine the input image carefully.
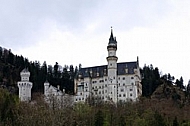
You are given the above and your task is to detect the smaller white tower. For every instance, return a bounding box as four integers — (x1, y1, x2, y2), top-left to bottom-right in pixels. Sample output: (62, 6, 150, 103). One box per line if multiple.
(17, 68, 33, 102)
(44, 80, 50, 96)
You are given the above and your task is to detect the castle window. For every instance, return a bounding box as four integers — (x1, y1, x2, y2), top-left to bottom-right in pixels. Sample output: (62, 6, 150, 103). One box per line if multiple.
(119, 94, 121, 97)
(118, 77, 120, 80)
(130, 89, 133, 91)
(121, 89, 124, 92)
(80, 93, 82, 95)
(123, 94, 126, 97)
(105, 90, 107, 93)
(131, 83, 134, 85)
(76, 99, 77, 101)
(110, 63, 112, 66)
(131, 77, 134, 79)
(113, 76, 115, 79)
(105, 79, 107, 81)
(105, 84, 107, 87)
(123, 77, 125, 80)
(123, 83, 125, 86)
(130, 93, 133, 97)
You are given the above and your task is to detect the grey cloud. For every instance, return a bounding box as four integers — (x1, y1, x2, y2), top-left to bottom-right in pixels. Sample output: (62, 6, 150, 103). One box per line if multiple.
(0, 0, 171, 50)
(0, 0, 100, 49)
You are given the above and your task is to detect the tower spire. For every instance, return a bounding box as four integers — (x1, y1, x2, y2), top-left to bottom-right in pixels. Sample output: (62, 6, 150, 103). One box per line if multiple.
(109, 27, 117, 44)
(109, 27, 114, 41)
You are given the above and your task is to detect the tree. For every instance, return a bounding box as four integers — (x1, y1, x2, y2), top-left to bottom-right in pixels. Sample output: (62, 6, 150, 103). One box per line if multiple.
(176, 77, 184, 89)
(0, 88, 19, 125)
(53, 62, 59, 78)
(41, 61, 47, 76)
(173, 117, 179, 126)
(94, 110, 104, 126)
(187, 80, 190, 94)
(179, 76, 184, 89)
(141, 65, 161, 97)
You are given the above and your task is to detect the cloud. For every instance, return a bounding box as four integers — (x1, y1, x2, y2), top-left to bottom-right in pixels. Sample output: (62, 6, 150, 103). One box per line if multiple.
(1, 0, 190, 84)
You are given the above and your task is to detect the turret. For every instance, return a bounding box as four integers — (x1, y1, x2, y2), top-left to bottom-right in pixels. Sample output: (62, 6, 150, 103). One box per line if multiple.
(20, 68, 30, 81)
(17, 68, 33, 102)
(106, 27, 118, 103)
(44, 80, 50, 96)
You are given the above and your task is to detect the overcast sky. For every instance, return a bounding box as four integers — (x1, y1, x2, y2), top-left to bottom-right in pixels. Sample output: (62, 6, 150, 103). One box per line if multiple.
(1, 0, 190, 84)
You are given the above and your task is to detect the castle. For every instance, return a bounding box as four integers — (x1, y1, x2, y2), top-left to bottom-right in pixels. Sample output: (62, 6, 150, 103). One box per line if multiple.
(74, 29, 142, 103)
(18, 28, 142, 104)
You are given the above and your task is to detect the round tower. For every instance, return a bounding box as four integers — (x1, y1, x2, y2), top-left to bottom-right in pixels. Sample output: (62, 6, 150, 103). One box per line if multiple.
(17, 68, 33, 102)
(44, 80, 50, 96)
(106, 28, 118, 103)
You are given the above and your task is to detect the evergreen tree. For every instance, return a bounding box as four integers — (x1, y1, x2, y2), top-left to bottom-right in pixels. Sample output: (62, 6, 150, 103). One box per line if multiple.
(141, 64, 161, 97)
(94, 110, 104, 126)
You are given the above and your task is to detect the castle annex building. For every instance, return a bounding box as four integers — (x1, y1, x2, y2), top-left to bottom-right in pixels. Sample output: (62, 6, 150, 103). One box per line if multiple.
(75, 29, 142, 103)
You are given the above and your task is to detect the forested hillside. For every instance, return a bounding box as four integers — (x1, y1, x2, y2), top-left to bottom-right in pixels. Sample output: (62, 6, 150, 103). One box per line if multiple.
(1, 80, 190, 126)
(0, 47, 77, 94)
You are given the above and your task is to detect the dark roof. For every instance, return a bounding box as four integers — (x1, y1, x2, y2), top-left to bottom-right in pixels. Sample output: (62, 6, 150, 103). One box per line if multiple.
(78, 62, 137, 78)
(109, 28, 117, 44)
(21, 68, 29, 72)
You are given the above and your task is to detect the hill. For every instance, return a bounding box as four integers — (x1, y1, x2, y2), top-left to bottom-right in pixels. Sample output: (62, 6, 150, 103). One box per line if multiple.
(0, 46, 76, 94)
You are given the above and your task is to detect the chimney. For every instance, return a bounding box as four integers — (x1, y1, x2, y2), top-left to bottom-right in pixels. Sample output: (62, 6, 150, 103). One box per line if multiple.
(57, 85, 60, 90)
(63, 89, 65, 94)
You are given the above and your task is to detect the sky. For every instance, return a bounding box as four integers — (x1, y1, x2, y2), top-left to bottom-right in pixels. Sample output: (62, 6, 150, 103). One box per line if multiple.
(0, 0, 190, 84)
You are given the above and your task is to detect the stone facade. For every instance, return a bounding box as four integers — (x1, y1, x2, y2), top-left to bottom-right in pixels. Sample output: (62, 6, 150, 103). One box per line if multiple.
(44, 81, 74, 107)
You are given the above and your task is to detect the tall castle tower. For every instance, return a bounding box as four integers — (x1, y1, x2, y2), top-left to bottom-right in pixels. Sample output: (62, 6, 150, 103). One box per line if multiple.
(17, 68, 33, 102)
(106, 28, 118, 103)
